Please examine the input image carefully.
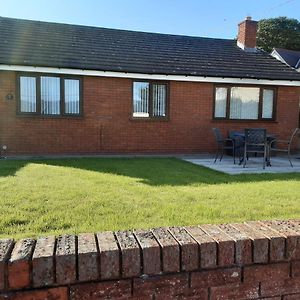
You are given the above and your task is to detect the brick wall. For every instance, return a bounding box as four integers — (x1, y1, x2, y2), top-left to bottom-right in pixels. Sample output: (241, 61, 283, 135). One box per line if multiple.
(0, 71, 299, 155)
(237, 17, 258, 49)
(1, 220, 300, 299)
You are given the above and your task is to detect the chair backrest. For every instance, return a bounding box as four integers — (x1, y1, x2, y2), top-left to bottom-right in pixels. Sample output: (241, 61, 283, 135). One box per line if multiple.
(244, 128, 267, 145)
(212, 128, 223, 143)
(229, 131, 243, 147)
(289, 128, 300, 145)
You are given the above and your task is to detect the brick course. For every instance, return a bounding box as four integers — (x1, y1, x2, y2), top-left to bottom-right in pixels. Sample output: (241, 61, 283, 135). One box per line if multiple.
(0, 220, 300, 299)
(0, 71, 299, 156)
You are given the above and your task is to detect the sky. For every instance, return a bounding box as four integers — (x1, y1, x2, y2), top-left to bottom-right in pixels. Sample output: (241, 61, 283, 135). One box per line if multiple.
(0, 0, 299, 39)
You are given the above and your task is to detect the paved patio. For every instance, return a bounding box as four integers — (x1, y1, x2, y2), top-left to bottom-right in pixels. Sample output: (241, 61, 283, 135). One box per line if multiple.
(182, 155, 300, 175)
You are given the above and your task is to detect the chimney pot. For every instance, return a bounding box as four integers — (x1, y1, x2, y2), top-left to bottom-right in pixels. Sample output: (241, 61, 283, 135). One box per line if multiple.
(237, 17, 257, 51)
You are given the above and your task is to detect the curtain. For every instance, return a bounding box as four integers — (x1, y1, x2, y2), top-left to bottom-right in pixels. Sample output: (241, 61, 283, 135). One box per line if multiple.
(230, 87, 259, 119)
(215, 87, 227, 118)
(262, 89, 274, 119)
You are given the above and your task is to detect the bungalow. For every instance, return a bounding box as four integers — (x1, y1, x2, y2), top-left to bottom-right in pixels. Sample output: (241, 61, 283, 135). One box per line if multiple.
(0, 16, 300, 155)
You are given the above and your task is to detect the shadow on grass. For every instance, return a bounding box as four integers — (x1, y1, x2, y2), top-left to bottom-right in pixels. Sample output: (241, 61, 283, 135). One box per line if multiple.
(0, 157, 300, 186)
(0, 160, 28, 177)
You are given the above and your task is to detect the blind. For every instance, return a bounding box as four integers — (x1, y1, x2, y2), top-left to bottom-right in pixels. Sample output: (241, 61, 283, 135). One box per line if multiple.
(20, 76, 37, 113)
(133, 82, 149, 117)
(65, 79, 80, 114)
(152, 84, 166, 117)
(41, 76, 60, 115)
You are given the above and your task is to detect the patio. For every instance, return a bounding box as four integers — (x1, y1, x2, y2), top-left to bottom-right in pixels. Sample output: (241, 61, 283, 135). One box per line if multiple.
(182, 154, 300, 174)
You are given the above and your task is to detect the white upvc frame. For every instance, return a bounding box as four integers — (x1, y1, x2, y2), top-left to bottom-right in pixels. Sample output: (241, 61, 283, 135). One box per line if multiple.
(1, 64, 300, 87)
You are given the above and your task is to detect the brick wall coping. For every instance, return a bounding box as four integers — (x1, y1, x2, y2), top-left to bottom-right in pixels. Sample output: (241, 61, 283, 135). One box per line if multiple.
(1, 219, 300, 299)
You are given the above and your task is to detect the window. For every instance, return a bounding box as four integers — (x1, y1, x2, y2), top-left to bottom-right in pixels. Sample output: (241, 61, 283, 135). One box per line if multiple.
(20, 76, 37, 113)
(133, 82, 149, 117)
(262, 89, 274, 119)
(214, 87, 227, 118)
(230, 87, 260, 120)
(18, 74, 82, 116)
(133, 81, 167, 118)
(65, 79, 80, 114)
(41, 76, 61, 115)
(214, 85, 276, 120)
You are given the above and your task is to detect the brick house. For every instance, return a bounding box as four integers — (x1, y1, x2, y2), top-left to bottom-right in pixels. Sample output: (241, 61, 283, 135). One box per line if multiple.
(0, 16, 300, 156)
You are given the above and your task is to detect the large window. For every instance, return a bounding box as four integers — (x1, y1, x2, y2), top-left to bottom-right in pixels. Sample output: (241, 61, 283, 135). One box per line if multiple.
(18, 74, 82, 116)
(214, 85, 276, 120)
(133, 81, 168, 118)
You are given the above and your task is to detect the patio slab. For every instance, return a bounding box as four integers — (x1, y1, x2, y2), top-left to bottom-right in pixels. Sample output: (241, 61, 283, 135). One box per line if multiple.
(182, 155, 300, 175)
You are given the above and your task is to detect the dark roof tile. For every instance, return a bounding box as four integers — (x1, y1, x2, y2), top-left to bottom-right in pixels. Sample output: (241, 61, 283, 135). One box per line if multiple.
(0, 17, 300, 81)
(273, 48, 300, 68)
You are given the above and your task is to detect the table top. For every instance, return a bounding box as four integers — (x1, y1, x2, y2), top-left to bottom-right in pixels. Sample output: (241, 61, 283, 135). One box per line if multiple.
(232, 132, 276, 143)
(232, 132, 275, 138)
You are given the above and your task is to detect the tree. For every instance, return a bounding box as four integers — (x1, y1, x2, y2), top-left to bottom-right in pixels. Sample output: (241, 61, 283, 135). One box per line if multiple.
(257, 17, 300, 52)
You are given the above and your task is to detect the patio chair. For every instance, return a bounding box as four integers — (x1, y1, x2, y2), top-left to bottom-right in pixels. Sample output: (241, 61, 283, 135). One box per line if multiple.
(229, 131, 244, 161)
(243, 128, 267, 169)
(212, 128, 236, 164)
(269, 128, 300, 167)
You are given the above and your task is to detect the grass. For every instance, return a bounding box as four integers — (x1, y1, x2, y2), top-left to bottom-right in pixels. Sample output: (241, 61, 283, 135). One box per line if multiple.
(0, 157, 299, 239)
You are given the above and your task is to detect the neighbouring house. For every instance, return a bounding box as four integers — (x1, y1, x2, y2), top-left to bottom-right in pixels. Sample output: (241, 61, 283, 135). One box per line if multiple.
(0, 16, 300, 156)
(271, 48, 300, 72)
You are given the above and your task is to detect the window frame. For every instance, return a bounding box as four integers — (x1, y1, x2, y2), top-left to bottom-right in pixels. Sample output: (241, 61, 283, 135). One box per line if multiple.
(16, 72, 83, 117)
(131, 80, 169, 120)
(213, 84, 277, 121)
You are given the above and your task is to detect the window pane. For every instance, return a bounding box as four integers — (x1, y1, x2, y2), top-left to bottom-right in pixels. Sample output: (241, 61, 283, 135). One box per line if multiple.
(230, 87, 259, 119)
(20, 76, 36, 113)
(153, 84, 166, 117)
(133, 82, 149, 117)
(41, 76, 60, 115)
(65, 79, 80, 114)
(262, 89, 274, 119)
(214, 87, 227, 118)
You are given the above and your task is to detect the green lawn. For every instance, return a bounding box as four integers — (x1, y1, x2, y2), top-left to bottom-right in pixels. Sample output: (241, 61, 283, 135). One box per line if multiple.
(0, 157, 300, 239)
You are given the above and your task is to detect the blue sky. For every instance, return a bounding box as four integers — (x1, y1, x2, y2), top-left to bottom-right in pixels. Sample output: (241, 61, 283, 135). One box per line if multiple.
(1, 0, 299, 39)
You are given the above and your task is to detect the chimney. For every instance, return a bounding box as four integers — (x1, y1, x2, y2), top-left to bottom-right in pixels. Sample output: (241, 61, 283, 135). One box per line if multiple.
(237, 16, 257, 51)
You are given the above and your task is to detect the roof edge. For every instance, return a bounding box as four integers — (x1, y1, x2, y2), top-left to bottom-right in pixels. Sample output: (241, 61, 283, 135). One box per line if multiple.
(1, 64, 300, 87)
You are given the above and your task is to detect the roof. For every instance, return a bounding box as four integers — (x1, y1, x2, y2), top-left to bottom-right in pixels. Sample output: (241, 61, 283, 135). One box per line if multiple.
(0, 16, 300, 81)
(273, 48, 300, 69)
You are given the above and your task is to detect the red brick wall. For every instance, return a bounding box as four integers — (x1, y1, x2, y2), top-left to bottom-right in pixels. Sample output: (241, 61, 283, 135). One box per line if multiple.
(0, 71, 299, 155)
(237, 18, 258, 49)
(1, 220, 300, 299)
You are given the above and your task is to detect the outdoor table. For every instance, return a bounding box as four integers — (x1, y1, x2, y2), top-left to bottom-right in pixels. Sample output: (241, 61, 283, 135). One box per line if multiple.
(231, 131, 276, 166)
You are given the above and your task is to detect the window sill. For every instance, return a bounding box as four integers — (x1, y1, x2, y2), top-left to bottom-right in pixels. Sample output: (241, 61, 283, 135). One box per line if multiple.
(16, 114, 84, 119)
(212, 119, 278, 123)
(130, 117, 169, 122)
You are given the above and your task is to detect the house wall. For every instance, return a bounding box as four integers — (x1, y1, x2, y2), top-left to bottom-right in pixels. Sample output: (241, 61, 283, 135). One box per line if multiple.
(0, 70, 299, 155)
